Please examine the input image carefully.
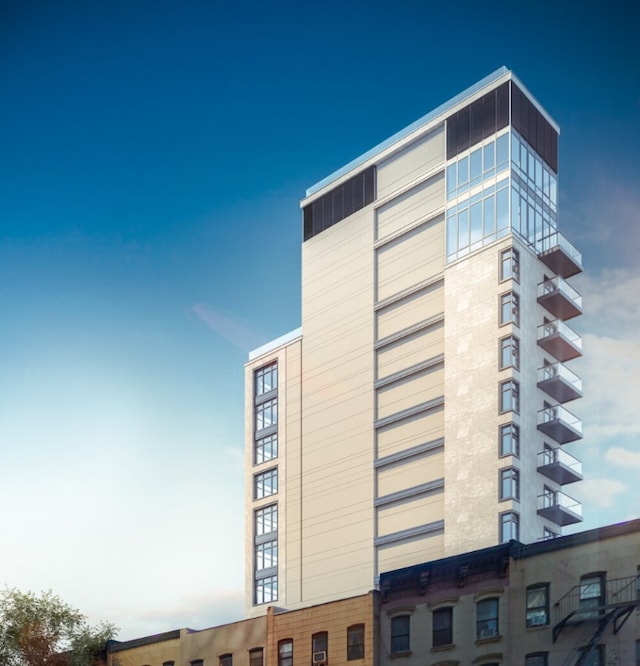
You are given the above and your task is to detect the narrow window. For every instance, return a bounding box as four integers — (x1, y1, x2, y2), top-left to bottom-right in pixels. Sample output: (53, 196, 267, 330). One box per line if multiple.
(390, 615, 410, 654)
(191, 661, 204, 666)
(500, 291, 520, 326)
(578, 645, 604, 666)
(543, 485, 556, 509)
(255, 574, 278, 605)
(579, 573, 605, 619)
(255, 504, 277, 536)
(255, 398, 277, 431)
(254, 468, 278, 499)
(220, 654, 232, 666)
(543, 527, 558, 540)
(347, 624, 364, 661)
(432, 607, 453, 647)
(499, 335, 519, 370)
(526, 584, 549, 627)
(500, 468, 520, 500)
(500, 512, 519, 542)
(500, 248, 520, 282)
(525, 654, 548, 666)
(255, 362, 277, 396)
(249, 649, 264, 666)
(278, 640, 293, 666)
(499, 423, 520, 457)
(255, 433, 278, 464)
(312, 632, 328, 663)
(255, 539, 277, 570)
(476, 598, 499, 639)
(500, 379, 520, 414)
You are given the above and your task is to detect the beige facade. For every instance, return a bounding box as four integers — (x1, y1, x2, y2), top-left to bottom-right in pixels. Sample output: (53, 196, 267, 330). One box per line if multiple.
(107, 616, 266, 666)
(245, 67, 584, 616)
(379, 519, 640, 666)
(266, 593, 378, 666)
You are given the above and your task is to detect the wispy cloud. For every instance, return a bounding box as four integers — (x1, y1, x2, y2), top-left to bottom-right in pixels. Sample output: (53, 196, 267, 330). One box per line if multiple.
(605, 446, 640, 469)
(563, 179, 640, 266)
(576, 478, 628, 508)
(574, 267, 640, 439)
(188, 304, 265, 352)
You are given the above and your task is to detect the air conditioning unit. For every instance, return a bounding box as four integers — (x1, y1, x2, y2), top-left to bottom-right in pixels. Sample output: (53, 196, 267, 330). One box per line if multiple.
(312, 651, 327, 665)
(479, 628, 497, 639)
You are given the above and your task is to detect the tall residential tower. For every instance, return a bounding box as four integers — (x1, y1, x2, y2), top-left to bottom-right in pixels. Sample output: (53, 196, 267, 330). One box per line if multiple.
(244, 67, 584, 616)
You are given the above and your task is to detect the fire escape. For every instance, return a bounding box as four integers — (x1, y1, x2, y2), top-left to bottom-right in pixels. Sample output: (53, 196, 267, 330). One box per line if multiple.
(552, 574, 639, 665)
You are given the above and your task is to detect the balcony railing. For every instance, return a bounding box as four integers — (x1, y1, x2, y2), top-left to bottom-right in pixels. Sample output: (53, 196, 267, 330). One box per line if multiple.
(552, 575, 640, 641)
(538, 405, 583, 443)
(538, 231, 583, 277)
(537, 276, 583, 320)
(537, 362, 583, 403)
(537, 320, 583, 362)
(537, 447, 583, 484)
(537, 490, 582, 525)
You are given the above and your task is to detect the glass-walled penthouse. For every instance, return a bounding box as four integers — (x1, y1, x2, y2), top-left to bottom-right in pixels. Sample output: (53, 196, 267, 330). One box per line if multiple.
(445, 82, 561, 263)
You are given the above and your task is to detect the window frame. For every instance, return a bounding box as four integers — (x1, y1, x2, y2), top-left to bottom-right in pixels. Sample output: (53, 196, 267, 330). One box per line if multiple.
(255, 432, 278, 465)
(278, 640, 293, 666)
(499, 422, 520, 457)
(432, 606, 453, 647)
(499, 334, 520, 370)
(476, 598, 499, 640)
(220, 654, 233, 666)
(500, 379, 520, 414)
(525, 654, 548, 666)
(255, 574, 278, 605)
(312, 631, 328, 660)
(500, 291, 520, 326)
(249, 649, 264, 666)
(255, 503, 277, 536)
(499, 467, 520, 501)
(254, 468, 278, 500)
(526, 584, 550, 627)
(500, 511, 519, 542)
(500, 247, 520, 283)
(390, 614, 411, 654)
(347, 624, 365, 661)
(255, 362, 277, 397)
(255, 398, 278, 432)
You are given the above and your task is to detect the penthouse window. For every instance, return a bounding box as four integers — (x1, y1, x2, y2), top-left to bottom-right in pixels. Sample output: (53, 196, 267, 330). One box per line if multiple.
(303, 166, 376, 241)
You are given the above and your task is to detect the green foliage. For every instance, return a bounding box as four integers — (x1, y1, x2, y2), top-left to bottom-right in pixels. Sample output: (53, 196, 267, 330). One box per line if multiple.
(0, 588, 118, 666)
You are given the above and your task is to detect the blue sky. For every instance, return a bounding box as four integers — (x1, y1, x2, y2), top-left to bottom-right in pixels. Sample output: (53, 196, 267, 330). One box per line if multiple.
(1, 0, 638, 641)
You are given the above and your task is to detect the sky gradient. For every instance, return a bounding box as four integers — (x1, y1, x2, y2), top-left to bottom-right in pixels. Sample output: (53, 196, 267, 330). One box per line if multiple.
(1, 0, 638, 641)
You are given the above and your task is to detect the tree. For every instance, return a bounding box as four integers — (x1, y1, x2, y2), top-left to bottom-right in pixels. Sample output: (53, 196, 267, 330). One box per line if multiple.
(0, 588, 118, 666)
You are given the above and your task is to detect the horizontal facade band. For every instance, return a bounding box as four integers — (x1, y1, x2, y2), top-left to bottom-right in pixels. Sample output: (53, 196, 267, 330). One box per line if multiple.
(375, 313, 444, 350)
(375, 520, 445, 547)
(375, 354, 444, 390)
(375, 437, 445, 469)
(374, 275, 444, 313)
(374, 396, 444, 430)
(375, 478, 445, 508)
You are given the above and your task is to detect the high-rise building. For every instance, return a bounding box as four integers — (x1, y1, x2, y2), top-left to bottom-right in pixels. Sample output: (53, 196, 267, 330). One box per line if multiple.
(244, 67, 584, 616)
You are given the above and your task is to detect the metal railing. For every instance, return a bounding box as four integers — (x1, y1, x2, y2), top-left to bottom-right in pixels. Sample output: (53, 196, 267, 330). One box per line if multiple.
(538, 276, 583, 310)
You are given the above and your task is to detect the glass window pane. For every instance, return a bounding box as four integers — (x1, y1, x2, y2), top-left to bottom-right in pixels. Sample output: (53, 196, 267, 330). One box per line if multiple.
(483, 195, 495, 235)
(447, 163, 457, 199)
(484, 142, 495, 171)
(496, 187, 509, 232)
(458, 209, 469, 249)
(470, 148, 482, 185)
(496, 134, 509, 170)
(470, 201, 482, 245)
(458, 156, 469, 186)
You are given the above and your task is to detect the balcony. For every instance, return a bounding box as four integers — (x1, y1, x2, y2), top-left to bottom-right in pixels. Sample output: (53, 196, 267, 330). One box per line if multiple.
(537, 490, 582, 526)
(538, 405, 583, 443)
(537, 448, 583, 484)
(552, 575, 640, 642)
(537, 362, 583, 403)
(537, 277, 583, 320)
(538, 231, 583, 278)
(537, 320, 583, 362)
